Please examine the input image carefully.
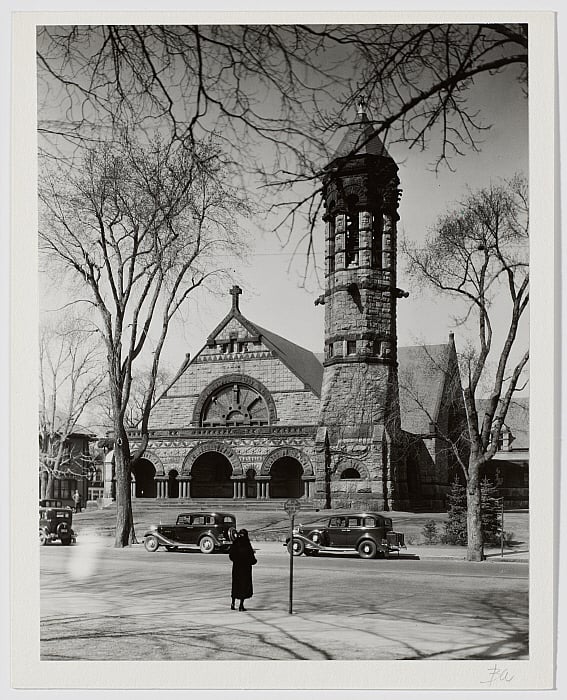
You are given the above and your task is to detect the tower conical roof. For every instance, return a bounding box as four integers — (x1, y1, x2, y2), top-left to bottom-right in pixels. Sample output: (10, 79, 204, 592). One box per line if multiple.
(331, 106, 391, 162)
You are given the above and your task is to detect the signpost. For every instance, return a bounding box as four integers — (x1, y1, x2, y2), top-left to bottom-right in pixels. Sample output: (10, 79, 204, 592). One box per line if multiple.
(284, 498, 301, 614)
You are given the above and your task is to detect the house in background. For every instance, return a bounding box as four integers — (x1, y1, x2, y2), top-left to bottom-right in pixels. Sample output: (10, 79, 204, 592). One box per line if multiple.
(479, 397, 529, 508)
(39, 429, 97, 507)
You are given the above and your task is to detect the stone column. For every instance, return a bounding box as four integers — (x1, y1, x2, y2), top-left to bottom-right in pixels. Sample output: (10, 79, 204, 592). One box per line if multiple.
(334, 214, 346, 271)
(164, 480, 169, 499)
(382, 213, 394, 270)
(233, 481, 238, 499)
(358, 210, 373, 268)
(130, 481, 135, 499)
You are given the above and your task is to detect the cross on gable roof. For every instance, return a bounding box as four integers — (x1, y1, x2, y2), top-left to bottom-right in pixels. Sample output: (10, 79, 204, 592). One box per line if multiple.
(204, 288, 324, 396)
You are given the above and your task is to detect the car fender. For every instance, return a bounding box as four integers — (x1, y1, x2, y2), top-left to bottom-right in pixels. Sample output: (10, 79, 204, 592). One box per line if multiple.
(142, 531, 181, 547)
(284, 533, 321, 551)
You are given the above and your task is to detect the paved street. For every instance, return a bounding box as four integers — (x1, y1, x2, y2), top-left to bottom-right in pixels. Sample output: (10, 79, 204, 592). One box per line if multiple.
(40, 537, 528, 661)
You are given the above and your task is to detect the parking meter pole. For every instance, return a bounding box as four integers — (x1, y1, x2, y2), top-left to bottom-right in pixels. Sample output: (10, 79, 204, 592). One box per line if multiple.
(500, 498, 504, 559)
(289, 513, 294, 614)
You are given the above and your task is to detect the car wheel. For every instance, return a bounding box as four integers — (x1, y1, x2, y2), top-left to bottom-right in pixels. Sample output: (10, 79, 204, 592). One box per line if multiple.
(39, 531, 48, 546)
(227, 527, 237, 542)
(358, 540, 377, 559)
(60, 536, 72, 546)
(199, 535, 215, 554)
(144, 535, 159, 552)
(310, 533, 322, 544)
(287, 538, 305, 556)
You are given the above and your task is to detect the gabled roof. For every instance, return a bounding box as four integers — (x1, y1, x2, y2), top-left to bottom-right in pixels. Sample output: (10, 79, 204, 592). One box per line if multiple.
(200, 296, 324, 397)
(253, 323, 324, 397)
(331, 110, 391, 162)
(397, 343, 455, 435)
(477, 396, 529, 450)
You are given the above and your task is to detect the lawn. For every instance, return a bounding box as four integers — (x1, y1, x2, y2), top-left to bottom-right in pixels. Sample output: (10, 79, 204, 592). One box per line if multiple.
(74, 503, 529, 550)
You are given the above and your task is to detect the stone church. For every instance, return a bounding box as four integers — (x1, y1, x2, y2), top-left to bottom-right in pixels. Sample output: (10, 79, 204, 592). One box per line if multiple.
(113, 108, 468, 512)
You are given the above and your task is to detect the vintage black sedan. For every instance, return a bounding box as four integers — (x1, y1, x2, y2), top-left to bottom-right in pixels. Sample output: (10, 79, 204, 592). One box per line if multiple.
(285, 512, 405, 559)
(39, 499, 76, 545)
(143, 512, 237, 554)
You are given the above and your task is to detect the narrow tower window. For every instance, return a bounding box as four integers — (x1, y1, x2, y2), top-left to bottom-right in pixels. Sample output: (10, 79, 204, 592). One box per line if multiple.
(328, 217, 335, 274)
(345, 210, 359, 267)
(371, 213, 382, 268)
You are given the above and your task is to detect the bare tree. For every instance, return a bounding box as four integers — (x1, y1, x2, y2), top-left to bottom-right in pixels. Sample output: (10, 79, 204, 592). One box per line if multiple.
(94, 366, 173, 432)
(39, 132, 251, 546)
(402, 175, 528, 561)
(39, 314, 106, 499)
(37, 24, 527, 248)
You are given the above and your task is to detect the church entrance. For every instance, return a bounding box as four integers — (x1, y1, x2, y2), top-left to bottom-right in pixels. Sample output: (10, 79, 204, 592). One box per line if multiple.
(132, 459, 157, 498)
(270, 457, 303, 499)
(168, 469, 179, 498)
(191, 452, 233, 498)
(245, 469, 257, 499)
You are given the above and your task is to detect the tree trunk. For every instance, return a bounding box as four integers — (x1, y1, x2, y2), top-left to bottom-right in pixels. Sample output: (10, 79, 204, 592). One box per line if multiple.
(40, 471, 48, 500)
(466, 458, 484, 562)
(46, 472, 54, 499)
(113, 424, 133, 548)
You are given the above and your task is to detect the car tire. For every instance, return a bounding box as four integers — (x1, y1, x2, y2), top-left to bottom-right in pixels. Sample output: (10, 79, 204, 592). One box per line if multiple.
(144, 535, 159, 552)
(310, 532, 322, 544)
(358, 540, 377, 559)
(287, 538, 305, 556)
(228, 527, 237, 542)
(199, 535, 215, 554)
(60, 536, 72, 546)
(39, 531, 48, 546)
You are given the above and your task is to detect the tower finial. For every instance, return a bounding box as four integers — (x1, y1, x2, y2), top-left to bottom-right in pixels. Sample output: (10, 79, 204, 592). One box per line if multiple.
(356, 96, 367, 118)
(230, 285, 242, 312)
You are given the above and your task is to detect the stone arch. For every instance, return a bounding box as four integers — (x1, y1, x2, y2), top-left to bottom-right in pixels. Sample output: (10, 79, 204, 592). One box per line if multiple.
(260, 447, 314, 477)
(335, 459, 369, 480)
(182, 441, 243, 478)
(191, 374, 277, 426)
(132, 449, 165, 476)
(131, 458, 157, 498)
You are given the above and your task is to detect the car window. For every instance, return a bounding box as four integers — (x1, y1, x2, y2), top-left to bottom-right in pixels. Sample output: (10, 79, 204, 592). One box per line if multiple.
(364, 517, 376, 527)
(329, 517, 346, 528)
(192, 516, 206, 526)
(347, 517, 359, 527)
(205, 516, 215, 525)
(177, 515, 190, 525)
(223, 516, 234, 524)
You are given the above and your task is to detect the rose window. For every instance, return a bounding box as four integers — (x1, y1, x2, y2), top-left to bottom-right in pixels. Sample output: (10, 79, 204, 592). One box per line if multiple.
(200, 383, 270, 426)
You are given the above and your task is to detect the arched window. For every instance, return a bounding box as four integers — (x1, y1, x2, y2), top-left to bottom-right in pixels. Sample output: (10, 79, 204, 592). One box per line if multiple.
(200, 382, 270, 426)
(345, 197, 359, 267)
(341, 468, 361, 479)
(371, 213, 382, 268)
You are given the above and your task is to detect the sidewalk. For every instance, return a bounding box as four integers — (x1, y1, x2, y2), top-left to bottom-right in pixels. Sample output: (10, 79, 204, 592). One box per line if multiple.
(249, 540, 529, 562)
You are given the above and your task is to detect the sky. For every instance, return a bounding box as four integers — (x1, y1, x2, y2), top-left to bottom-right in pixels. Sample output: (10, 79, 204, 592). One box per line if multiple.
(37, 25, 529, 386)
(158, 63, 529, 376)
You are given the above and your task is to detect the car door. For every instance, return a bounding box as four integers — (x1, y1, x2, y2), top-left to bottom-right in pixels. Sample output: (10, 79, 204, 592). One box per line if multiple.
(340, 516, 362, 547)
(326, 516, 347, 546)
(188, 514, 208, 544)
(170, 514, 191, 542)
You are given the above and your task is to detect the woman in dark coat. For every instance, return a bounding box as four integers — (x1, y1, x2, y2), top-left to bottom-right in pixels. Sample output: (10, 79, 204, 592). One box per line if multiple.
(229, 529, 257, 611)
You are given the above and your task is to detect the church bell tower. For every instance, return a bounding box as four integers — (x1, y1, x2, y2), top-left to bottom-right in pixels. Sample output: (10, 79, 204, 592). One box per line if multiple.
(316, 104, 408, 510)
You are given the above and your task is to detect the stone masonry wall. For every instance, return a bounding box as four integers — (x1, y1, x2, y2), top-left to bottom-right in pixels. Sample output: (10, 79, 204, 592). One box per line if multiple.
(150, 354, 320, 429)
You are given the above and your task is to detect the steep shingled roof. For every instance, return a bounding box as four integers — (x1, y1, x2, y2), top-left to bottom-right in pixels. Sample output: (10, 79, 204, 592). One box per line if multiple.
(477, 397, 529, 450)
(397, 343, 454, 435)
(199, 295, 324, 397)
(253, 323, 324, 397)
(331, 110, 391, 161)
